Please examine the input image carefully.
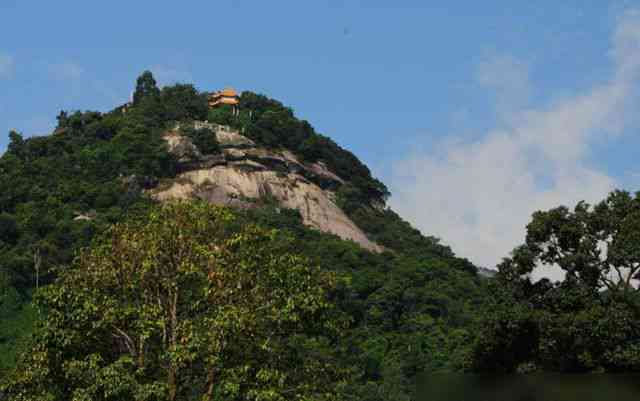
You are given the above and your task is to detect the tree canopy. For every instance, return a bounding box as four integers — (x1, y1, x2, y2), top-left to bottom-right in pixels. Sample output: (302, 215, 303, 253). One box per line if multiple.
(133, 70, 160, 105)
(0, 70, 563, 400)
(471, 190, 640, 373)
(2, 202, 346, 401)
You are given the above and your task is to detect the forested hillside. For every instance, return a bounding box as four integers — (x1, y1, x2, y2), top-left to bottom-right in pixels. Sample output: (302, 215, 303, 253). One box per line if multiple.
(0, 72, 489, 400)
(3, 71, 639, 400)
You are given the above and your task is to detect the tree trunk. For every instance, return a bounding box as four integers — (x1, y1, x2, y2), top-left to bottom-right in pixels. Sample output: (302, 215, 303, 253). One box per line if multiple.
(138, 337, 145, 368)
(205, 368, 216, 401)
(168, 368, 177, 401)
(168, 290, 179, 401)
(33, 246, 41, 289)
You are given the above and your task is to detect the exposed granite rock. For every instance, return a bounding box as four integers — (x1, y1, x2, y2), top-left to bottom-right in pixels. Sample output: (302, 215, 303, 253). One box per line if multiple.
(223, 148, 248, 160)
(152, 167, 381, 252)
(308, 161, 344, 185)
(164, 131, 201, 163)
(216, 127, 256, 148)
(153, 124, 382, 252)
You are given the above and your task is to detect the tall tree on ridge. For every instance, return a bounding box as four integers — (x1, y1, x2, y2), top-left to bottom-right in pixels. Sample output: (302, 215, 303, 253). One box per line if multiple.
(133, 70, 160, 105)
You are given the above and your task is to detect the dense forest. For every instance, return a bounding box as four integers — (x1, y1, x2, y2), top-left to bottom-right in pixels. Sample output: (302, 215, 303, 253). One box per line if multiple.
(1, 72, 640, 400)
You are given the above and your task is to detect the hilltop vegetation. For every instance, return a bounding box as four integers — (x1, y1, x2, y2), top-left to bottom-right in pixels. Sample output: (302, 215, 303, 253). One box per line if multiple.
(3, 71, 640, 400)
(0, 72, 487, 400)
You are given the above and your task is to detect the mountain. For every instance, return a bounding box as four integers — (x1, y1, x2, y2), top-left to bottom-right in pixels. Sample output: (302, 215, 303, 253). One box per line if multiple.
(0, 72, 490, 399)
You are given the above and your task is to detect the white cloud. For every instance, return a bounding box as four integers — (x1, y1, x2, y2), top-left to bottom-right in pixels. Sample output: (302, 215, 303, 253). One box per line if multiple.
(390, 8, 640, 281)
(0, 52, 14, 79)
(476, 53, 532, 119)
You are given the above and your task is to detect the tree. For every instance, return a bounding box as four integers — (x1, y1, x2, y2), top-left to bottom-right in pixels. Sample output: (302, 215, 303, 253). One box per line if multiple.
(159, 84, 208, 122)
(7, 131, 25, 159)
(133, 71, 160, 105)
(508, 190, 640, 296)
(471, 190, 640, 373)
(55, 110, 69, 128)
(181, 126, 220, 155)
(0, 213, 18, 244)
(3, 202, 346, 401)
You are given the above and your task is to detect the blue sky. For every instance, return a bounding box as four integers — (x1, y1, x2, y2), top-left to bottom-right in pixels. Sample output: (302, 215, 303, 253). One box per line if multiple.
(2, 1, 640, 274)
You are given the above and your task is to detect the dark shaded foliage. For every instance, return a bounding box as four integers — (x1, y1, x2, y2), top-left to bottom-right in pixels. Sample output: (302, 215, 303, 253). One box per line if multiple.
(181, 126, 220, 155)
(236, 204, 488, 399)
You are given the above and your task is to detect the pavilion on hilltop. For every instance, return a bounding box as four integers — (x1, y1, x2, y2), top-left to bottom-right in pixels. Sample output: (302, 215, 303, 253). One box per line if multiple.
(208, 88, 240, 115)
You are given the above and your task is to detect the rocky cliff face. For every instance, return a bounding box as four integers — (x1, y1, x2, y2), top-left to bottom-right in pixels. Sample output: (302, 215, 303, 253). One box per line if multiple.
(150, 122, 382, 252)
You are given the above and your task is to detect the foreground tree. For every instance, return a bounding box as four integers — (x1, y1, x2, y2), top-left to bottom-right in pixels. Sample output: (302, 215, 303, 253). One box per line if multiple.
(2, 202, 346, 401)
(471, 190, 640, 373)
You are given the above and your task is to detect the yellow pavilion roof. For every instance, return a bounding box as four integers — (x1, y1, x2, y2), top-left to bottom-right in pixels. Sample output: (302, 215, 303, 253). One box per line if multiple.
(218, 87, 238, 97)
